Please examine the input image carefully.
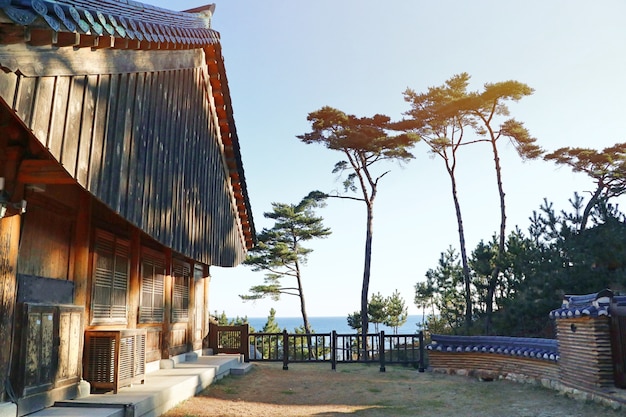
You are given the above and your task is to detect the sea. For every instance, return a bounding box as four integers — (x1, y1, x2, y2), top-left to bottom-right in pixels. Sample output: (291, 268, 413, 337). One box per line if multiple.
(242, 315, 425, 335)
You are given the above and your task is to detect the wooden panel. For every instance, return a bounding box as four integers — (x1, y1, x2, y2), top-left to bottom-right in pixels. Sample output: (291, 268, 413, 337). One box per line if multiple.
(88, 74, 109, 195)
(24, 308, 54, 391)
(145, 327, 162, 363)
(169, 323, 188, 356)
(48, 76, 70, 158)
(56, 307, 83, 384)
(14, 75, 37, 126)
(125, 72, 146, 223)
(0, 70, 18, 108)
(99, 74, 119, 203)
(17, 201, 73, 279)
(30, 77, 55, 141)
(117, 72, 136, 214)
(140, 71, 157, 232)
(17, 159, 74, 184)
(108, 73, 130, 213)
(61, 76, 87, 177)
(0, 44, 204, 77)
(76, 75, 98, 185)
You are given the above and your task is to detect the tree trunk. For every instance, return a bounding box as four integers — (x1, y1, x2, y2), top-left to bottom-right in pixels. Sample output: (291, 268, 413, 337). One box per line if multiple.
(295, 259, 315, 358)
(485, 140, 506, 335)
(580, 185, 604, 232)
(450, 170, 473, 333)
(360, 201, 374, 357)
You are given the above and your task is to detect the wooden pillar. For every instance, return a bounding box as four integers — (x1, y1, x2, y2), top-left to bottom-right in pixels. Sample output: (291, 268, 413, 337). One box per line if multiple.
(188, 261, 196, 351)
(204, 267, 211, 345)
(0, 145, 23, 402)
(161, 248, 172, 359)
(127, 229, 141, 329)
(72, 191, 92, 311)
(0, 215, 20, 403)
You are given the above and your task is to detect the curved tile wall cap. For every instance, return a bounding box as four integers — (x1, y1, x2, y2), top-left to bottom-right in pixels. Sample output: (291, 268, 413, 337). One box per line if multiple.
(117, 16, 135, 40)
(1, 0, 220, 48)
(82, 9, 104, 36)
(549, 290, 615, 319)
(96, 11, 115, 35)
(3, 6, 37, 25)
(29, 0, 61, 32)
(67, 5, 89, 33)
(52, 3, 75, 32)
(108, 15, 126, 38)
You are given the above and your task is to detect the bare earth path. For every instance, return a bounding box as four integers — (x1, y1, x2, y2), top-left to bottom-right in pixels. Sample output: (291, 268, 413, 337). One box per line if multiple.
(161, 362, 623, 417)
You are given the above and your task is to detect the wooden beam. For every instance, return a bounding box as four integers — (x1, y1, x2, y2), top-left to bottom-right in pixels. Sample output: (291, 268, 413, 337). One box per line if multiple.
(55, 32, 80, 48)
(17, 159, 75, 184)
(92, 36, 115, 50)
(27, 28, 57, 47)
(0, 23, 26, 44)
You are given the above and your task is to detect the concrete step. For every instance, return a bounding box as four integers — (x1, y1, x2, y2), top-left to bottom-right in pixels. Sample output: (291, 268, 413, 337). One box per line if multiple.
(25, 405, 127, 417)
(24, 355, 244, 417)
(230, 362, 253, 376)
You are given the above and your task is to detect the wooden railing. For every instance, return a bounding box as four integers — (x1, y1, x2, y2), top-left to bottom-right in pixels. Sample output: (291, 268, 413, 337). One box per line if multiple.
(205, 324, 425, 372)
(206, 322, 250, 362)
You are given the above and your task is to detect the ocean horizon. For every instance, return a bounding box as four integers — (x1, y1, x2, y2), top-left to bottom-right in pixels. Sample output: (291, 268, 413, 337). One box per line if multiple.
(238, 315, 425, 335)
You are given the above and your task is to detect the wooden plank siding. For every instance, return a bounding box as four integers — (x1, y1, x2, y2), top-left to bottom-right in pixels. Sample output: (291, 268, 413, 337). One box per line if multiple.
(0, 65, 246, 267)
(556, 317, 616, 390)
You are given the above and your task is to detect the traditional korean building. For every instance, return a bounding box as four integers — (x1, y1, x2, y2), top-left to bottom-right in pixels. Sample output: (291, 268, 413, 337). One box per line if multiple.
(0, 0, 254, 414)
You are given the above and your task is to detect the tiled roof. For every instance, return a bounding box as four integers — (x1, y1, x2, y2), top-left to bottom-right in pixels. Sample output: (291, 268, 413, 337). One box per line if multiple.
(1, 0, 219, 47)
(549, 290, 614, 319)
(427, 334, 559, 362)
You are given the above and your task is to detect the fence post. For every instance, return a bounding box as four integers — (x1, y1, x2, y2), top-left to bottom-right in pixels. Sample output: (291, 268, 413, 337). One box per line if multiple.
(379, 331, 386, 372)
(207, 321, 218, 354)
(241, 324, 250, 362)
(282, 329, 289, 370)
(418, 331, 425, 372)
(331, 330, 337, 370)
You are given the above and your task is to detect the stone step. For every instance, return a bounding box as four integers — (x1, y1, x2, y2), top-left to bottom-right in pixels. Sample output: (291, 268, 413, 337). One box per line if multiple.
(24, 355, 245, 417)
(230, 362, 253, 376)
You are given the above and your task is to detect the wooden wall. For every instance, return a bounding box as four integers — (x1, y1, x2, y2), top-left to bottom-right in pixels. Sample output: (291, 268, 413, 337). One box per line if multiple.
(428, 351, 560, 382)
(17, 195, 75, 279)
(0, 53, 246, 267)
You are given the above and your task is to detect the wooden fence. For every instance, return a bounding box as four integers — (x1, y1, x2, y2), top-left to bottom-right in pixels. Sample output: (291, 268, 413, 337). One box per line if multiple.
(205, 322, 425, 372)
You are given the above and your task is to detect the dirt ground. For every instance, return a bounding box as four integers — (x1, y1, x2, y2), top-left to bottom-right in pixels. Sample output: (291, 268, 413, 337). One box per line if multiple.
(161, 362, 623, 417)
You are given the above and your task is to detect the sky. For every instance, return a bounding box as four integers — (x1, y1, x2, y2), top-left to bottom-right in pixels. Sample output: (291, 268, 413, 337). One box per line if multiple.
(145, 0, 626, 319)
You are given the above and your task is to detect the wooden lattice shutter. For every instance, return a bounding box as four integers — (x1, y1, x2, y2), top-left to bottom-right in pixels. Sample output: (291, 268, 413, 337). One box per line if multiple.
(172, 260, 190, 322)
(92, 230, 129, 324)
(139, 249, 165, 323)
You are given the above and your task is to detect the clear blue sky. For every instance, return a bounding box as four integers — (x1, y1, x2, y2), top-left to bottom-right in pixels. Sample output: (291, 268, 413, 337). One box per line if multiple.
(146, 0, 626, 319)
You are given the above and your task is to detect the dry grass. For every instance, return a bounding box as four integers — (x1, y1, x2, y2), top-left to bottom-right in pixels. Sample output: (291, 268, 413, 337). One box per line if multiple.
(161, 362, 622, 417)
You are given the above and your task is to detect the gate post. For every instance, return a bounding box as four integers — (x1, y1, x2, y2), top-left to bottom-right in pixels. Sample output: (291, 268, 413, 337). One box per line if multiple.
(206, 321, 218, 354)
(241, 324, 250, 362)
(418, 331, 425, 372)
(379, 331, 386, 372)
(282, 330, 289, 370)
(331, 330, 337, 370)
(610, 296, 626, 388)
